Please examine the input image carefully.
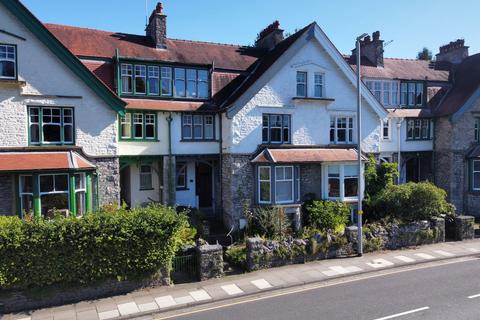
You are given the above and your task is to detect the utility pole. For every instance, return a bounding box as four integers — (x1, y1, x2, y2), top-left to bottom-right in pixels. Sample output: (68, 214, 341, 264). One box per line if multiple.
(356, 33, 368, 256)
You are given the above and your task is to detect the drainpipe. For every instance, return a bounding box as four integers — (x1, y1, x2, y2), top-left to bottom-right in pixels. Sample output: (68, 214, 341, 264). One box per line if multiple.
(218, 112, 223, 222)
(396, 118, 404, 184)
(166, 113, 174, 206)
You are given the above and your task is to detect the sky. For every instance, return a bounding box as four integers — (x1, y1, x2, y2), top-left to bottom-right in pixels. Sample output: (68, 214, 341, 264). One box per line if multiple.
(21, 0, 480, 59)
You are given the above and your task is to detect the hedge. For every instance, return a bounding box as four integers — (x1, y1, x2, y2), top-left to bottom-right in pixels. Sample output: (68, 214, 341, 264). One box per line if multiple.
(0, 204, 193, 290)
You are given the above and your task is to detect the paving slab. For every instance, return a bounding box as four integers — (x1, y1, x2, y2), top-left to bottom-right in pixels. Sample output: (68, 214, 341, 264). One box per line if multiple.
(97, 309, 119, 320)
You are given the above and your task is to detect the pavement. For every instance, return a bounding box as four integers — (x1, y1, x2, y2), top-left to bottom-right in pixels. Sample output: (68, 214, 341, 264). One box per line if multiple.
(2, 239, 480, 320)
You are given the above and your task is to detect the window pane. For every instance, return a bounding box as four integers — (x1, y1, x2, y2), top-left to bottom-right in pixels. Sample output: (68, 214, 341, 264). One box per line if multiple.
(260, 182, 270, 202)
(75, 174, 85, 190)
(296, 71, 307, 97)
(148, 66, 159, 95)
(416, 83, 423, 105)
(76, 191, 86, 216)
(43, 125, 61, 142)
(186, 69, 197, 98)
(55, 175, 69, 192)
(133, 113, 143, 138)
(20, 176, 33, 193)
(140, 165, 152, 189)
(204, 116, 214, 139)
(21, 195, 33, 215)
(276, 181, 293, 202)
(30, 124, 40, 143)
(344, 165, 358, 176)
(161, 67, 172, 96)
(63, 125, 73, 143)
(400, 83, 408, 105)
(145, 114, 156, 139)
(40, 175, 54, 193)
(176, 163, 187, 188)
(328, 178, 340, 197)
(193, 115, 202, 139)
(344, 177, 358, 197)
(41, 194, 68, 217)
(474, 161, 480, 172)
(174, 68, 186, 97)
(0, 61, 15, 78)
(296, 84, 306, 97)
(135, 65, 146, 94)
(259, 167, 270, 180)
(474, 172, 480, 189)
(121, 64, 133, 93)
(198, 70, 209, 98)
(408, 83, 415, 106)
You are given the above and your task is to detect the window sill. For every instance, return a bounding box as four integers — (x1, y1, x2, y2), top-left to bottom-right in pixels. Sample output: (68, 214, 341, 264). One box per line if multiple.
(405, 139, 432, 142)
(292, 96, 335, 102)
(120, 94, 211, 102)
(0, 79, 25, 87)
(176, 187, 189, 191)
(120, 139, 159, 142)
(139, 188, 155, 191)
(180, 139, 217, 142)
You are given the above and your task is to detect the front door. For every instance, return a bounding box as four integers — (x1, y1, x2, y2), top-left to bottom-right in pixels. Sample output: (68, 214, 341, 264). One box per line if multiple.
(196, 162, 213, 209)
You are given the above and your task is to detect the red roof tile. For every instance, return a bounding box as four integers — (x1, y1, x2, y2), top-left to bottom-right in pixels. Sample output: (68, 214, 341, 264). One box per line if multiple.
(45, 23, 263, 71)
(252, 148, 362, 164)
(124, 99, 213, 112)
(0, 152, 95, 172)
(82, 60, 115, 91)
(349, 57, 449, 82)
(434, 53, 480, 116)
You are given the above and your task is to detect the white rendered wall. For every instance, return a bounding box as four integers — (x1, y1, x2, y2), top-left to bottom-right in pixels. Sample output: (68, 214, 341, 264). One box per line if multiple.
(379, 117, 434, 154)
(223, 40, 382, 154)
(0, 6, 118, 156)
(175, 161, 196, 207)
(127, 162, 161, 207)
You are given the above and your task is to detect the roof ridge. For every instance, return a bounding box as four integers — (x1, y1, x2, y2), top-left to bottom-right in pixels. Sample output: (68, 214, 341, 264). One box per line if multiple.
(44, 22, 252, 48)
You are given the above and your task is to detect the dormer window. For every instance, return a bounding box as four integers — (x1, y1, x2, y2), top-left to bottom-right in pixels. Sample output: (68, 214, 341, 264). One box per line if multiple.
(365, 80, 399, 106)
(0, 44, 16, 80)
(296, 71, 307, 97)
(400, 81, 424, 107)
(314, 73, 324, 98)
(120, 63, 209, 99)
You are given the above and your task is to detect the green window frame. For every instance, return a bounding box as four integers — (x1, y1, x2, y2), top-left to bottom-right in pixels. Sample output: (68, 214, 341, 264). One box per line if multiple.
(18, 172, 93, 218)
(119, 111, 157, 141)
(406, 118, 432, 140)
(28, 106, 75, 145)
(0, 43, 17, 80)
(400, 81, 424, 107)
(119, 62, 209, 100)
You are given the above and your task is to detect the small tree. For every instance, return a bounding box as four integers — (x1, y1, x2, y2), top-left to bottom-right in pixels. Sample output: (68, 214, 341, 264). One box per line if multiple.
(417, 47, 433, 61)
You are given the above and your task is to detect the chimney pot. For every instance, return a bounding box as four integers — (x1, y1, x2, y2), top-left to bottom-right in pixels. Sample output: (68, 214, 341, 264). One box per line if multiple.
(435, 39, 468, 68)
(255, 20, 284, 51)
(351, 30, 384, 67)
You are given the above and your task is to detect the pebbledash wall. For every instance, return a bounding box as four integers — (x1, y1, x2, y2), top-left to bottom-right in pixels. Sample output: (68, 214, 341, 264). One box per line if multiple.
(221, 32, 386, 228)
(0, 6, 121, 210)
(435, 96, 480, 217)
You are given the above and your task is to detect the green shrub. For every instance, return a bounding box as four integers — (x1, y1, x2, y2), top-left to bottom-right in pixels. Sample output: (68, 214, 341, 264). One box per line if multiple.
(245, 206, 291, 239)
(224, 244, 247, 270)
(0, 204, 194, 290)
(371, 182, 455, 222)
(304, 200, 350, 232)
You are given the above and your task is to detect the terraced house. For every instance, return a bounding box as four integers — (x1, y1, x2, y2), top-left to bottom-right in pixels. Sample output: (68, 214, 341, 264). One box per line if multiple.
(0, 0, 126, 217)
(0, 0, 477, 225)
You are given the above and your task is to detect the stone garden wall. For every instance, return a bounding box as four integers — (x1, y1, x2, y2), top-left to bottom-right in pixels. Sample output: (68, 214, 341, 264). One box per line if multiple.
(246, 218, 445, 272)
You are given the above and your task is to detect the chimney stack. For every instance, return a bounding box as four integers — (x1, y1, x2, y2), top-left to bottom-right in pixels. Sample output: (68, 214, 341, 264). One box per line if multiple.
(146, 2, 167, 49)
(255, 21, 284, 51)
(351, 31, 384, 67)
(435, 39, 468, 68)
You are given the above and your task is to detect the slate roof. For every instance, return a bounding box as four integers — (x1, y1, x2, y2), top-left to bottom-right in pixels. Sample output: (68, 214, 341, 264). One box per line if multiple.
(434, 53, 480, 117)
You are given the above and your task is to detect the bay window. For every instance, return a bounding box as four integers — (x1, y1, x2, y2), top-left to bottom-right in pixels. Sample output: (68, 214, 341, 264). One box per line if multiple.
(262, 114, 291, 144)
(257, 165, 299, 205)
(19, 175, 33, 215)
(330, 116, 354, 144)
(325, 164, 359, 201)
(40, 174, 69, 216)
(75, 173, 87, 216)
(0, 44, 16, 79)
(28, 107, 74, 145)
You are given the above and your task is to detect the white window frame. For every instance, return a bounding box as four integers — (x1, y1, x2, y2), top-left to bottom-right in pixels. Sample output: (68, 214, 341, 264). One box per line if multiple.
(381, 119, 390, 140)
(133, 113, 144, 139)
(323, 164, 359, 202)
(145, 113, 156, 140)
(120, 113, 132, 139)
(121, 64, 133, 94)
(296, 71, 307, 97)
(41, 107, 62, 144)
(39, 174, 70, 214)
(473, 160, 480, 191)
(74, 173, 86, 216)
(147, 66, 160, 95)
(204, 115, 214, 139)
(0, 44, 16, 79)
(257, 166, 271, 204)
(139, 165, 153, 190)
(193, 115, 203, 139)
(186, 69, 197, 98)
(365, 79, 399, 106)
(182, 114, 193, 139)
(176, 162, 187, 189)
(197, 70, 209, 99)
(314, 72, 324, 98)
(134, 65, 147, 94)
(19, 175, 33, 215)
(275, 166, 294, 204)
(161, 66, 172, 96)
(330, 116, 354, 144)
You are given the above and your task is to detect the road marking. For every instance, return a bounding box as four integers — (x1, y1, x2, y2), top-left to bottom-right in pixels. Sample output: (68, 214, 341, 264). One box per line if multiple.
(189, 289, 212, 301)
(414, 253, 435, 260)
(373, 306, 430, 320)
(329, 266, 353, 274)
(468, 293, 480, 299)
(221, 284, 244, 296)
(433, 250, 454, 257)
(174, 295, 195, 304)
(154, 257, 476, 319)
(366, 258, 394, 268)
(251, 279, 273, 289)
(155, 295, 177, 309)
(467, 248, 480, 253)
(117, 302, 140, 316)
(394, 255, 415, 263)
(322, 269, 341, 276)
